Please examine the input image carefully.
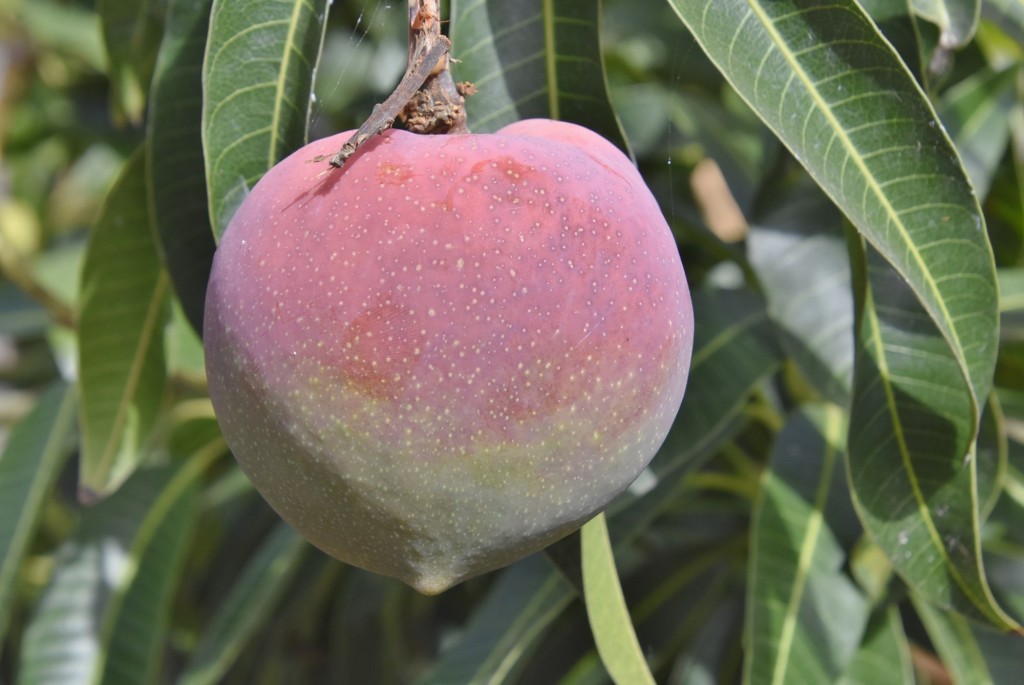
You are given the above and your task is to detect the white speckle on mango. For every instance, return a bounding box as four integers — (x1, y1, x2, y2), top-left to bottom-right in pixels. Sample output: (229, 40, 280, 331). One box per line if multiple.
(204, 120, 694, 594)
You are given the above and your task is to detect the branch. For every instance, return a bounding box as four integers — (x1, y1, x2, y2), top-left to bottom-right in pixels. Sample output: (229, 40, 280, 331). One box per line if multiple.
(313, 0, 471, 169)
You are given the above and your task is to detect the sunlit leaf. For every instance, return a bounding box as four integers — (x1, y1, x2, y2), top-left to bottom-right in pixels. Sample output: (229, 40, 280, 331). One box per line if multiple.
(581, 513, 656, 685)
(744, 404, 868, 685)
(78, 147, 170, 500)
(0, 382, 77, 643)
(147, 0, 217, 335)
(202, 0, 331, 238)
(450, 0, 629, 152)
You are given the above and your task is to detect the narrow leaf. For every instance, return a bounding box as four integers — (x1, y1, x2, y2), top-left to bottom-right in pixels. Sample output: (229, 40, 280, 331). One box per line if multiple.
(744, 404, 868, 685)
(581, 513, 656, 685)
(847, 237, 1015, 628)
(328, 571, 406, 685)
(202, 0, 330, 238)
(450, 0, 629, 152)
(1000, 268, 1024, 345)
(670, 594, 744, 685)
(747, 175, 853, 404)
(98, 0, 166, 124)
(177, 522, 307, 685)
(79, 146, 169, 499)
(147, 0, 217, 335)
(837, 607, 914, 685)
(416, 554, 572, 685)
(666, 0, 999, 423)
(0, 382, 77, 642)
(977, 393, 1008, 520)
(912, 593, 1024, 685)
(18, 455, 214, 685)
(100, 482, 201, 685)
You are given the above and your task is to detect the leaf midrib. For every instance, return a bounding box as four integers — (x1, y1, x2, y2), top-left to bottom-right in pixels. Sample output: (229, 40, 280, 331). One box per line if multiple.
(269, 0, 309, 168)
(861, 280, 991, 619)
(542, 0, 558, 119)
(85, 271, 169, 489)
(770, 407, 842, 685)
(746, 0, 977, 404)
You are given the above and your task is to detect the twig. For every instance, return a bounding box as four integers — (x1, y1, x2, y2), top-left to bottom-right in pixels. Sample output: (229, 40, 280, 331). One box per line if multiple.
(312, 0, 470, 169)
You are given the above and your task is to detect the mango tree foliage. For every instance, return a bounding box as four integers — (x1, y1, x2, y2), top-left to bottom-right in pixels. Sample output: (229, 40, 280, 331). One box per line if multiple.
(0, 0, 1022, 683)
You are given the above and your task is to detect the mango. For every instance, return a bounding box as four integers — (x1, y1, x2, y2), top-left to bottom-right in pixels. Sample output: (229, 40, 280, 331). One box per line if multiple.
(204, 119, 693, 594)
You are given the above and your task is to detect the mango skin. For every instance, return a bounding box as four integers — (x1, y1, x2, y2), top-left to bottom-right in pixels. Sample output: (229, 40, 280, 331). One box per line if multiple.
(204, 119, 693, 594)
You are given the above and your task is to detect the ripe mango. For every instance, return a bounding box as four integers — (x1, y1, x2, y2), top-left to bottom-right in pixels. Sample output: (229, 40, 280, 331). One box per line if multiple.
(204, 120, 692, 594)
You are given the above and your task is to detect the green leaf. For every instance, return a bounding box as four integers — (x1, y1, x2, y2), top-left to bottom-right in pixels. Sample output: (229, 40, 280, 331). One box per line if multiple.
(177, 522, 308, 685)
(98, 0, 166, 125)
(669, 594, 744, 685)
(78, 147, 170, 500)
(977, 393, 1008, 520)
(747, 175, 853, 404)
(147, 0, 217, 336)
(0, 382, 77, 643)
(998, 266, 1024, 381)
(650, 288, 780, 480)
(744, 404, 869, 685)
(100, 476, 203, 684)
(450, 0, 630, 152)
(18, 453, 217, 685)
(608, 288, 781, 541)
(938, 65, 1019, 199)
(911, 0, 980, 49)
(912, 592, 1024, 685)
(581, 513, 656, 685)
(1000, 268, 1024, 316)
(202, 0, 330, 239)
(414, 554, 573, 685)
(20, 0, 108, 73)
(328, 570, 406, 685)
(666, 0, 999, 422)
(847, 237, 1014, 628)
(837, 607, 913, 685)
(982, 0, 1024, 46)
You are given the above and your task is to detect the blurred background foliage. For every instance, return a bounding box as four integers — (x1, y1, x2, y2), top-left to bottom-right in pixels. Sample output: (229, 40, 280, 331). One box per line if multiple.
(0, 0, 1023, 683)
